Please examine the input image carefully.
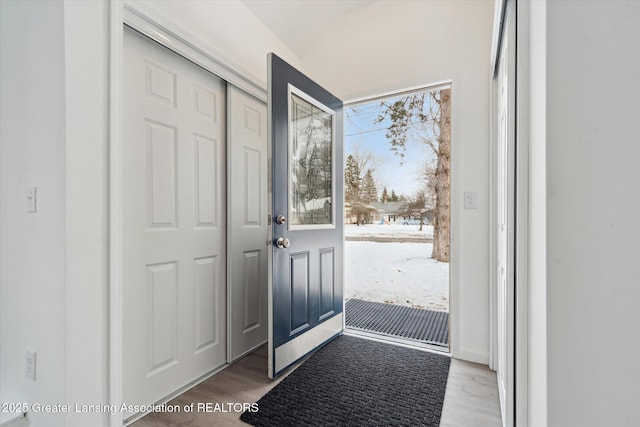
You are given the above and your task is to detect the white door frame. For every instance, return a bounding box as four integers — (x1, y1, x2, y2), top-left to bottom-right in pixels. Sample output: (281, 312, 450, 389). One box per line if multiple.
(344, 81, 456, 356)
(514, 1, 531, 425)
(109, 2, 267, 425)
(490, 0, 530, 425)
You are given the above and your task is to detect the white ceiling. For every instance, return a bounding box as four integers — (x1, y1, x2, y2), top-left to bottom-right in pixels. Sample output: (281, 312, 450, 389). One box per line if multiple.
(241, 0, 376, 58)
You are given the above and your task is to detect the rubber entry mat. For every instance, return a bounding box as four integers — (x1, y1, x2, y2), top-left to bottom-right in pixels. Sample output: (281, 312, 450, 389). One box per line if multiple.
(345, 298, 449, 346)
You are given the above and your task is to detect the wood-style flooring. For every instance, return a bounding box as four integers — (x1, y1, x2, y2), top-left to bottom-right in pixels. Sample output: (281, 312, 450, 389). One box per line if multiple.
(131, 342, 502, 427)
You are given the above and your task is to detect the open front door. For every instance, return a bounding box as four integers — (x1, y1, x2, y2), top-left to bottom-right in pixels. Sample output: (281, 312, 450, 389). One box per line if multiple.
(268, 54, 344, 378)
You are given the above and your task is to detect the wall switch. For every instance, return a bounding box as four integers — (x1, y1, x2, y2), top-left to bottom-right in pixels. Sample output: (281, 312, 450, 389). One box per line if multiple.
(464, 191, 478, 209)
(27, 186, 38, 213)
(25, 350, 37, 381)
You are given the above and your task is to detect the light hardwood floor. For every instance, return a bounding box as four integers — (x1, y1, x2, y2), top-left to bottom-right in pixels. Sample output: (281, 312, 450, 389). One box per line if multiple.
(131, 342, 502, 427)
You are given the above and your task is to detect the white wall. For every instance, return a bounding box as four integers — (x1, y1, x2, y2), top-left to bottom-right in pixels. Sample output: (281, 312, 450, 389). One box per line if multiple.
(137, 0, 301, 84)
(544, 1, 640, 426)
(302, 0, 495, 363)
(0, 1, 67, 426)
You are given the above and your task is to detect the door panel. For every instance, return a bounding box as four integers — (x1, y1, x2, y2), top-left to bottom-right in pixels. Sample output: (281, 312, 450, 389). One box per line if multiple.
(319, 248, 336, 320)
(268, 54, 344, 378)
(123, 27, 226, 411)
(494, 7, 515, 427)
(228, 86, 268, 361)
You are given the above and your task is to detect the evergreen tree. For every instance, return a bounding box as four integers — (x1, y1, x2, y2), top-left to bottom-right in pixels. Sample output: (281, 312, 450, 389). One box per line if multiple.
(345, 154, 361, 203)
(381, 187, 389, 203)
(361, 169, 377, 204)
(390, 190, 399, 202)
(345, 152, 380, 224)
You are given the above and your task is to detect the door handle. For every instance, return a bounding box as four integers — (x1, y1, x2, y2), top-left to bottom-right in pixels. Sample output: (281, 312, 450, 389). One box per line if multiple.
(276, 215, 287, 225)
(274, 237, 290, 249)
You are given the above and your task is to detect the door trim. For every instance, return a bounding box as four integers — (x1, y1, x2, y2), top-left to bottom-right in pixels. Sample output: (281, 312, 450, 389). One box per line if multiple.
(121, 1, 266, 102)
(109, 3, 268, 425)
(515, 1, 532, 425)
(108, 2, 124, 426)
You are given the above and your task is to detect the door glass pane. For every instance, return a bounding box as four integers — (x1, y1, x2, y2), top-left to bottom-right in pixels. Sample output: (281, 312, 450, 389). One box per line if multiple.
(289, 88, 334, 228)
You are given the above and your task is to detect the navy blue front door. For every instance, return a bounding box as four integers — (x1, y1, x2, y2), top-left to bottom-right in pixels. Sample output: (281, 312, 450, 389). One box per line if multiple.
(268, 54, 344, 378)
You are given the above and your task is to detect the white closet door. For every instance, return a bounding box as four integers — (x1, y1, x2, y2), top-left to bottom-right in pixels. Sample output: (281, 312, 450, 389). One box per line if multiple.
(227, 86, 268, 361)
(123, 27, 226, 411)
(495, 6, 515, 427)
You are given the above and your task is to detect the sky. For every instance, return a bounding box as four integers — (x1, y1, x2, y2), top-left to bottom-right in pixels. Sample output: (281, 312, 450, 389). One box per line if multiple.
(344, 96, 436, 199)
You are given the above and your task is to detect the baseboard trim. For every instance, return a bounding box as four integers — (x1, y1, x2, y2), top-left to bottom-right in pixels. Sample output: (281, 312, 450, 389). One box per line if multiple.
(0, 412, 28, 427)
(455, 349, 489, 366)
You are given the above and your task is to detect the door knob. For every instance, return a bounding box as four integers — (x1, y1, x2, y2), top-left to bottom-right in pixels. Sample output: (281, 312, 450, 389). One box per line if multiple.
(275, 237, 290, 249)
(276, 215, 287, 225)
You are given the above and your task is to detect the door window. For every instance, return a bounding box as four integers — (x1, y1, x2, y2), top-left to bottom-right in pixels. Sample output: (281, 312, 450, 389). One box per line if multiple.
(288, 85, 335, 229)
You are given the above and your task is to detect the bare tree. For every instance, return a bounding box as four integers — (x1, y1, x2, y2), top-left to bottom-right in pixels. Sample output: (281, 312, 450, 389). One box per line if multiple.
(421, 161, 437, 212)
(401, 191, 427, 232)
(349, 142, 379, 175)
(432, 89, 450, 262)
(376, 88, 451, 262)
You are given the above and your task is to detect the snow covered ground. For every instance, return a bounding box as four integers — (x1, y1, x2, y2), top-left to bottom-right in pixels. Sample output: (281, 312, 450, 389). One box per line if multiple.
(344, 224, 449, 312)
(345, 223, 433, 239)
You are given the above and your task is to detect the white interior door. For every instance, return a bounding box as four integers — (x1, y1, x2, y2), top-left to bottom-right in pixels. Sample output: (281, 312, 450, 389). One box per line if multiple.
(227, 86, 268, 361)
(123, 27, 226, 411)
(495, 7, 515, 427)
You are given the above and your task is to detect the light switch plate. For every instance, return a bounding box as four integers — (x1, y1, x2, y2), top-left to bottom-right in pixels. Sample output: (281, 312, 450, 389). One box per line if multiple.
(27, 186, 37, 213)
(464, 191, 478, 209)
(25, 350, 37, 381)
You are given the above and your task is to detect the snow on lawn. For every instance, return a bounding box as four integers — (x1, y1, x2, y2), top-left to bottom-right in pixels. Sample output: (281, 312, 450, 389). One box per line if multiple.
(345, 241, 449, 312)
(346, 223, 433, 239)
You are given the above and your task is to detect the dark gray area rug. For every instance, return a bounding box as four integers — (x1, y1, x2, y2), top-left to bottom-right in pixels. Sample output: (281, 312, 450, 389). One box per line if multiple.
(241, 335, 451, 426)
(345, 298, 449, 346)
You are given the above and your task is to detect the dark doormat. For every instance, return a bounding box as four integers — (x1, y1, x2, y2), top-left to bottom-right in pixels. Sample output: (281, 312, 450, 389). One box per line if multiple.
(345, 298, 449, 347)
(241, 335, 451, 426)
